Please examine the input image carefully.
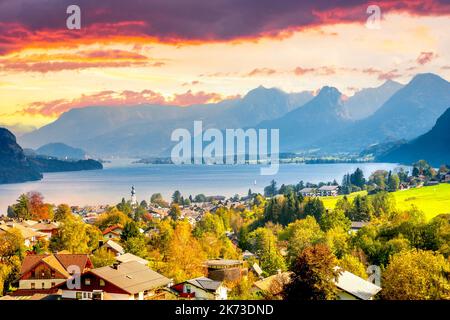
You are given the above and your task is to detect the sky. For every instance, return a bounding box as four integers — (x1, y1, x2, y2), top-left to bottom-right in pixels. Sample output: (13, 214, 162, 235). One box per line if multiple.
(0, 0, 449, 129)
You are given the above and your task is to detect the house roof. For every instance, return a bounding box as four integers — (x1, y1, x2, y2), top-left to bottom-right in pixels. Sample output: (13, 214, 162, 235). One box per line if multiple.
(102, 225, 123, 235)
(186, 277, 222, 292)
(20, 253, 92, 277)
(116, 253, 148, 265)
(204, 259, 243, 268)
(90, 261, 171, 294)
(54, 253, 92, 271)
(251, 263, 263, 276)
(252, 272, 291, 294)
(300, 188, 316, 193)
(318, 185, 339, 191)
(31, 222, 59, 231)
(351, 221, 369, 229)
(0, 223, 43, 240)
(102, 239, 124, 255)
(334, 268, 381, 300)
(42, 255, 70, 278)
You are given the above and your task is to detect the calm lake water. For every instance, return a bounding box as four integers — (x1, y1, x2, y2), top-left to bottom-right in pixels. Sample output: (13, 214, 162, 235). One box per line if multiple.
(0, 160, 405, 214)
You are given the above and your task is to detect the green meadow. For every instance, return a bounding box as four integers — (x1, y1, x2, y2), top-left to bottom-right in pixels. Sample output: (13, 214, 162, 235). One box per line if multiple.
(321, 183, 450, 220)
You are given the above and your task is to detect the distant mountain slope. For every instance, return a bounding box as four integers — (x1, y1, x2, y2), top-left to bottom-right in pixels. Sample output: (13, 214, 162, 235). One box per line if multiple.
(0, 127, 103, 184)
(20, 86, 312, 157)
(344, 80, 404, 120)
(0, 128, 42, 184)
(257, 86, 352, 152)
(36, 143, 88, 160)
(317, 73, 450, 153)
(378, 107, 450, 166)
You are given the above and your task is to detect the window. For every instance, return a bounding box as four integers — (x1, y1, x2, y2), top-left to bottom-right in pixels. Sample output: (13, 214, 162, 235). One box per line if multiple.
(51, 282, 56, 287)
(99, 279, 105, 287)
(83, 292, 87, 299)
(41, 282, 45, 289)
(88, 292, 92, 299)
(31, 283, 35, 290)
(76, 292, 82, 300)
(186, 285, 191, 294)
(85, 278, 91, 285)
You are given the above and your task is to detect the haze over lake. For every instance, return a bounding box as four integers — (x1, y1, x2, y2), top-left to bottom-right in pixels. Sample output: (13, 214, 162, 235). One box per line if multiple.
(0, 160, 405, 214)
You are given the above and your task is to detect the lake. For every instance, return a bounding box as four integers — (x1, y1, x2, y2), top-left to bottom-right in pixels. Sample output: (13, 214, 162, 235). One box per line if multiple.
(0, 160, 406, 213)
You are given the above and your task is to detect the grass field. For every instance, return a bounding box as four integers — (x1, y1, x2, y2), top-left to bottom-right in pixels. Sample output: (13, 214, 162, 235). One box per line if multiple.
(321, 183, 450, 220)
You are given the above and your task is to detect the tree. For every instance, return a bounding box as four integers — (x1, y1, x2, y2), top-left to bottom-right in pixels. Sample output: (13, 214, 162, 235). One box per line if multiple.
(91, 247, 116, 268)
(338, 254, 367, 279)
(50, 216, 93, 253)
(117, 198, 133, 217)
(282, 216, 324, 264)
(382, 249, 450, 300)
(124, 236, 148, 259)
(248, 228, 286, 275)
(11, 194, 31, 220)
(264, 180, 278, 197)
(121, 221, 141, 241)
(27, 191, 53, 220)
(172, 190, 182, 204)
(0, 228, 25, 259)
(163, 221, 207, 283)
(95, 207, 131, 230)
(347, 195, 373, 221)
(194, 194, 207, 202)
(371, 192, 396, 219)
(54, 204, 71, 221)
(350, 168, 365, 189)
(151, 193, 169, 207)
(168, 203, 181, 220)
(320, 208, 351, 232)
(387, 173, 400, 192)
(283, 244, 341, 300)
(303, 198, 326, 222)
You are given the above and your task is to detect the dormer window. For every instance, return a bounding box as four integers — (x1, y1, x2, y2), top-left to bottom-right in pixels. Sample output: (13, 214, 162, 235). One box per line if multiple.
(85, 278, 91, 285)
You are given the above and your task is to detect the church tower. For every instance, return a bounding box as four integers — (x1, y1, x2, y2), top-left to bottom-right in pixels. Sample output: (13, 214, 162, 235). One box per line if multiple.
(131, 185, 138, 207)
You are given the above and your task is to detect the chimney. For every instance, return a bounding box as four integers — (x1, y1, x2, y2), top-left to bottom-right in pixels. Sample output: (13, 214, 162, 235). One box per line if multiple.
(112, 262, 120, 270)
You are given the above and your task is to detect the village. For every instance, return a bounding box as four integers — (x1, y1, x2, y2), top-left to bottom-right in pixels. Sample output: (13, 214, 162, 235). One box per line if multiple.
(1, 162, 449, 301)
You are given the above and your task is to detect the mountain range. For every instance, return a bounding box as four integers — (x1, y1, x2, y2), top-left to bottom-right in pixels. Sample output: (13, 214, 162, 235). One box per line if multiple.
(378, 107, 450, 167)
(19, 73, 450, 164)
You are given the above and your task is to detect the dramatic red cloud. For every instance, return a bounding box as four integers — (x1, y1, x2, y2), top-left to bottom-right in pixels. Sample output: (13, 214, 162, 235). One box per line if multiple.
(0, 49, 164, 73)
(377, 69, 401, 81)
(293, 66, 336, 76)
(246, 68, 278, 77)
(1, 0, 449, 55)
(416, 51, 437, 65)
(19, 89, 240, 117)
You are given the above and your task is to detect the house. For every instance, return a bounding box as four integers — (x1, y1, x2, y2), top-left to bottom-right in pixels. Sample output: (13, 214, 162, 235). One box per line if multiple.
(204, 259, 247, 282)
(445, 173, 450, 183)
(0, 222, 45, 247)
(172, 277, 228, 300)
(102, 224, 123, 240)
(242, 250, 257, 260)
(350, 221, 369, 233)
(14, 253, 93, 296)
(334, 268, 381, 300)
(318, 185, 339, 197)
(251, 269, 381, 300)
(299, 187, 317, 197)
(30, 221, 59, 240)
(115, 253, 149, 265)
(251, 272, 291, 298)
(59, 261, 171, 300)
(100, 239, 124, 256)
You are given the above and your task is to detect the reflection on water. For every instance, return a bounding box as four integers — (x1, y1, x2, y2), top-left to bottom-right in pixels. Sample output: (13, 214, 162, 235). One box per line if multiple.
(0, 160, 406, 214)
